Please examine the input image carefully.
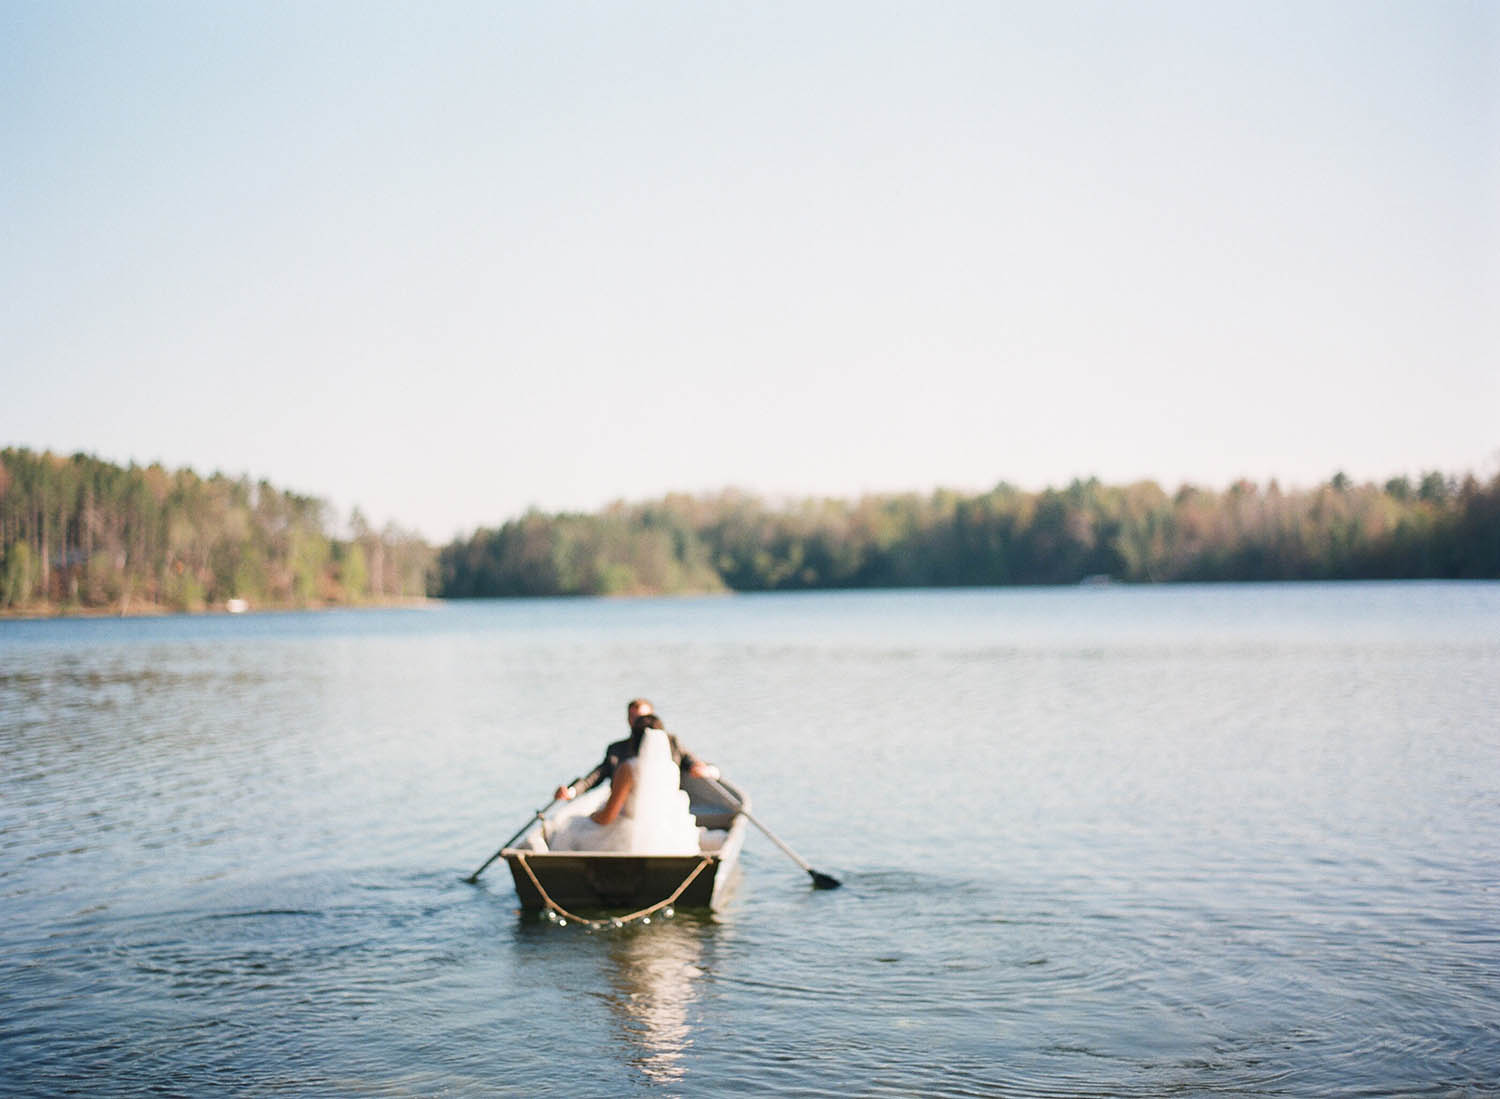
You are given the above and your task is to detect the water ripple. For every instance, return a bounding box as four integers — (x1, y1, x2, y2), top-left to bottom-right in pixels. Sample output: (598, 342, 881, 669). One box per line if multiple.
(4, 591, 1500, 1097)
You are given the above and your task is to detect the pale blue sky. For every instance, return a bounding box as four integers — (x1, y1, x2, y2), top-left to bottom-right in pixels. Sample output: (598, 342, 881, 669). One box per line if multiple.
(3, 1, 1496, 540)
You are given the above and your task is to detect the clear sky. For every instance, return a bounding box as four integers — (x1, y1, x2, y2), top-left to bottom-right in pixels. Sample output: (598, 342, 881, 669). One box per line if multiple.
(3, 1, 1496, 540)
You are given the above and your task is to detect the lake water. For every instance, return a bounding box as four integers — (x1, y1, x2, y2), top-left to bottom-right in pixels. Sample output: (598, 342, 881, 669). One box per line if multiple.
(3, 583, 1498, 1097)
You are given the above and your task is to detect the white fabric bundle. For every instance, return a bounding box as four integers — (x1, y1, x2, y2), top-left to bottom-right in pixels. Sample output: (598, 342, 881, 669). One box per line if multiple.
(546, 729, 702, 855)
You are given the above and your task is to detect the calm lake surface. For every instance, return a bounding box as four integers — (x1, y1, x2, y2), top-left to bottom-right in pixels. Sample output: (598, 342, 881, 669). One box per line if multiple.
(3, 583, 1498, 1097)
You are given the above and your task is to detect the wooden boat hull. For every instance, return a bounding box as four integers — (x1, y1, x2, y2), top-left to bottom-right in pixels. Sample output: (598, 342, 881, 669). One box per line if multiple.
(502, 775, 749, 912)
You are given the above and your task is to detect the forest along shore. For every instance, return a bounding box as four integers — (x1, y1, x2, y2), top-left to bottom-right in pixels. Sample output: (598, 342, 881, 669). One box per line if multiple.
(1, 448, 432, 616)
(3, 447, 1498, 614)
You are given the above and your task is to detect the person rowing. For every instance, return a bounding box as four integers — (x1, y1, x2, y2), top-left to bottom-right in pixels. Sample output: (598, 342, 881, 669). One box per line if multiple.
(552, 697, 719, 803)
(545, 713, 702, 853)
(465, 697, 839, 888)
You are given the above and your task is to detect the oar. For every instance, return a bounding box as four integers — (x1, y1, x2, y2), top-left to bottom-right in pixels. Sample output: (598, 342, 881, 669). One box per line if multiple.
(703, 776, 841, 890)
(464, 778, 580, 884)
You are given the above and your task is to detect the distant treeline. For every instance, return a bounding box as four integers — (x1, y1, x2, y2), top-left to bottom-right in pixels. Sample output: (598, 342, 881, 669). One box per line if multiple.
(438, 471, 1500, 596)
(0, 448, 432, 613)
(5, 447, 1497, 614)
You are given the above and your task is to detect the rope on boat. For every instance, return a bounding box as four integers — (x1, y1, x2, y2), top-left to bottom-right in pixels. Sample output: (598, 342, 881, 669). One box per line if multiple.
(513, 852, 714, 930)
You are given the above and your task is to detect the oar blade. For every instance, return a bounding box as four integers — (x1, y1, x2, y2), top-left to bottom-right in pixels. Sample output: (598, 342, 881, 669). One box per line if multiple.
(809, 869, 842, 890)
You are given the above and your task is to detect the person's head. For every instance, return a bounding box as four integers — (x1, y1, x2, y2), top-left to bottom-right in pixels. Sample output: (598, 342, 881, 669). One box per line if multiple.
(629, 711, 664, 753)
(626, 698, 654, 726)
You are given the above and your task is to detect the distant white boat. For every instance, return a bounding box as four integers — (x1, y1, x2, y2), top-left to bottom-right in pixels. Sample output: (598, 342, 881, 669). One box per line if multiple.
(225, 598, 249, 614)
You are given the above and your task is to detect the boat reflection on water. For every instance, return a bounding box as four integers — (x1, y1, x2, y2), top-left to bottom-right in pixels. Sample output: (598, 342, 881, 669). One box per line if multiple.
(601, 917, 707, 1086)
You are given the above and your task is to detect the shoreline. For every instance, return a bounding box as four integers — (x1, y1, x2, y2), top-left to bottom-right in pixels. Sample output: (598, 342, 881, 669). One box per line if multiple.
(5, 577, 1496, 621)
(0, 597, 443, 622)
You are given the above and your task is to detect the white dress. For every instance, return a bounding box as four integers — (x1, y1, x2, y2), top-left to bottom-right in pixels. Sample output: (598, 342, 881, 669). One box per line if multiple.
(545, 729, 702, 855)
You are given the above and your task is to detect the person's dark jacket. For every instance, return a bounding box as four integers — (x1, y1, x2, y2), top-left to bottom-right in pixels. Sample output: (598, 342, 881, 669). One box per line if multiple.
(573, 734, 702, 795)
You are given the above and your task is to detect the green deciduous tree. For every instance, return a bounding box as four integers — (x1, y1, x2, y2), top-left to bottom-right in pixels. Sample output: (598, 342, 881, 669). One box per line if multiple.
(0, 448, 434, 613)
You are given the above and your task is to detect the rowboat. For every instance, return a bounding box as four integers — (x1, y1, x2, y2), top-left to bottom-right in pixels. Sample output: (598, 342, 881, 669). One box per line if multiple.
(501, 773, 750, 913)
